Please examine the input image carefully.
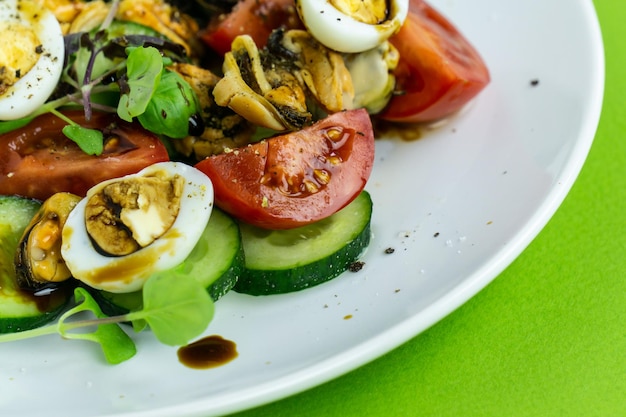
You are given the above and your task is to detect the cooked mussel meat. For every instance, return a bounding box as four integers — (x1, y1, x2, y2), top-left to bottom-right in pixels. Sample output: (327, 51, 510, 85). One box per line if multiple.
(48, 0, 202, 57)
(213, 28, 357, 131)
(270, 29, 355, 114)
(116, 0, 202, 58)
(15, 192, 81, 292)
(213, 34, 312, 131)
(67, 0, 109, 34)
(343, 40, 399, 114)
(169, 62, 256, 160)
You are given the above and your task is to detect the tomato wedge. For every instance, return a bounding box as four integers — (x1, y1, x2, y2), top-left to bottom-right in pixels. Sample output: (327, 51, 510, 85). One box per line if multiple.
(200, 0, 302, 55)
(380, 0, 490, 123)
(195, 109, 375, 229)
(0, 111, 169, 201)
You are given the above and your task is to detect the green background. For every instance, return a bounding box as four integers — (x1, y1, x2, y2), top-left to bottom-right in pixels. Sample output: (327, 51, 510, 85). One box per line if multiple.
(230, 0, 625, 416)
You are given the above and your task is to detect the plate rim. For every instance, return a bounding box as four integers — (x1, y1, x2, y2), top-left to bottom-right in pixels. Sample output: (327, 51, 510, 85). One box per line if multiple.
(1, 0, 606, 416)
(123, 0, 606, 416)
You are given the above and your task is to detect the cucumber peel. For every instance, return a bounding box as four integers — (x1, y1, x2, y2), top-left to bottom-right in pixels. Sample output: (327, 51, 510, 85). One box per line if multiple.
(235, 191, 372, 295)
(92, 208, 244, 316)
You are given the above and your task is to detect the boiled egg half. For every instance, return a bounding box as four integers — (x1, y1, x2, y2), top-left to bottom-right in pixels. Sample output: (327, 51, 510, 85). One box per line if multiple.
(296, 0, 409, 53)
(0, 0, 64, 120)
(61, 162, 214, 293)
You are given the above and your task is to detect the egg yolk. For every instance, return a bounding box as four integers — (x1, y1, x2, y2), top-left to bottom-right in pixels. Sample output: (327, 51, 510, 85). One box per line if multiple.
(0, 22, 40, 96)
(329, 0, 389, 24)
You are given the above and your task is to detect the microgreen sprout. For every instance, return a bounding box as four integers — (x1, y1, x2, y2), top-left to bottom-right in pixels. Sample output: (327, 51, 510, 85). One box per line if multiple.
(0, 21, 200, 153)
(0, 271, 215, 365)
(51, 108, 104, 155)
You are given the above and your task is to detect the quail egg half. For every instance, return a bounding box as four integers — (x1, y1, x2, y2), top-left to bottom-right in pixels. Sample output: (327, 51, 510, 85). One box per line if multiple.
(61, 162, 214, 293)
(296, 0, 409, 53)
(0, 0, 64, 120)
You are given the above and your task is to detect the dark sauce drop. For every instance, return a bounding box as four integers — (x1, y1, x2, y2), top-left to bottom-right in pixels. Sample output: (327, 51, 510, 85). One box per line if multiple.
(177, 335, 238, 369)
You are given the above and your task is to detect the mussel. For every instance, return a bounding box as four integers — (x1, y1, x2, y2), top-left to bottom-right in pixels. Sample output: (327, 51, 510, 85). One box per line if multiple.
(213, 28, 357, 131)
(116, 0, 202, 58)
(213, 33, 312, 131)
(169, 62, 256, 160)
(343, 40, 399, 114)
(14, 192, 81, 292)
(271, 29, 356, 114)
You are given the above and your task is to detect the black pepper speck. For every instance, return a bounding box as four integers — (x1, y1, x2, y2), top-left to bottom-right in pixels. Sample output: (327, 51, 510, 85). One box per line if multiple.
(348, 261, 365, 272)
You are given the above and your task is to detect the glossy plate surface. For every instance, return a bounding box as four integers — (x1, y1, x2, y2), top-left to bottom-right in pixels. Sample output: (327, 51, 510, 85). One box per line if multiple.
(0, 0, 604, 416)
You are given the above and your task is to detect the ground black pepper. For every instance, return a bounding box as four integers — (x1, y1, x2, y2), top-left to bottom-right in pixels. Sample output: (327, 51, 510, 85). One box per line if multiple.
(348, 261, 365, 272)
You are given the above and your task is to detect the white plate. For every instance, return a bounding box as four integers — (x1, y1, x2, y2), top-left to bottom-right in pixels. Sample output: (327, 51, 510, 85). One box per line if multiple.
(0, 0, 604, 416)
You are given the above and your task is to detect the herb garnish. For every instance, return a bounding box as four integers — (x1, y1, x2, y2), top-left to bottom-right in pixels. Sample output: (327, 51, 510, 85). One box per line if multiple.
(0, 271, 214, 364)
(0, 0, 200, 155)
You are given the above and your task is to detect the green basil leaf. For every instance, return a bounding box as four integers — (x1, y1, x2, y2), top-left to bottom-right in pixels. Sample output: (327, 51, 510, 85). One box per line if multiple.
(137, 70, 200, 138)
(117, 46, 163, 122)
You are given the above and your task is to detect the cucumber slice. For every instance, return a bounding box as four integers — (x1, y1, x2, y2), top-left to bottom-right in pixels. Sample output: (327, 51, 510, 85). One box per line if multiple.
(0, 195, 41, 226)
(0, 196, 72, 333)
(180, 208, 245, 300)
(93, 208, 244, 316)
(235, 191, 372, 295)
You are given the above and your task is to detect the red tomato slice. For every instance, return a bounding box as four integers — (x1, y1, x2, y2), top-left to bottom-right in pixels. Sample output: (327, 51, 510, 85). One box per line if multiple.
(200, 0, 302, 55)
(0, 111, 170, 201)
(195, 109, 375, 229)
(379, 0, 490, 123)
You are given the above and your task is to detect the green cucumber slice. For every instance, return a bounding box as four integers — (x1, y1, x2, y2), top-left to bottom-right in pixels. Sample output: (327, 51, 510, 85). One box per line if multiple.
(0, 195, 41, 227)
(0, 196, 72, 333)
(93, 208, 244, 316)
(235, 191, 372, 295)
(179, 208, 245, 300)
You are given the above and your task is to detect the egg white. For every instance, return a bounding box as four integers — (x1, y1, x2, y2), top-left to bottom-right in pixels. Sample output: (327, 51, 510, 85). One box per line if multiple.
(295, 0, 409, 53)
(0, 0, 64, 120)
(61, 162, 215, 293)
